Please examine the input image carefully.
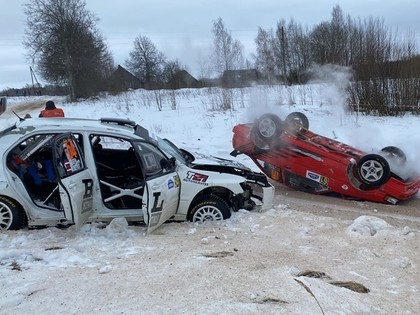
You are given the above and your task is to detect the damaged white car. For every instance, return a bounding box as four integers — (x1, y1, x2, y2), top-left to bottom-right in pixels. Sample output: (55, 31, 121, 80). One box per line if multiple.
(0, 116, 274, 233)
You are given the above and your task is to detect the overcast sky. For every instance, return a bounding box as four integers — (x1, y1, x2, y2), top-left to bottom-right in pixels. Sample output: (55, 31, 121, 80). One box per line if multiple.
(1, 0, 419, 91)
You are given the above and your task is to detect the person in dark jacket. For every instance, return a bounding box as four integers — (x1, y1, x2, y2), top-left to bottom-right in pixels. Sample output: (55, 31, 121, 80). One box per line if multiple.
(39, 100, 65, 118)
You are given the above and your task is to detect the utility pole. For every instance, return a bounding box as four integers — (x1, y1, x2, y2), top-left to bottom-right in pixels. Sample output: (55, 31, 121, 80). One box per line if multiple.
(281, 26, 287, 86)
(30, 66, 41, 95)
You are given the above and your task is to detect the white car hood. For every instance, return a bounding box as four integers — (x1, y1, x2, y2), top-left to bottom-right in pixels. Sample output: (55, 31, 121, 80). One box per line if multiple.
(190, 152, 250, 170)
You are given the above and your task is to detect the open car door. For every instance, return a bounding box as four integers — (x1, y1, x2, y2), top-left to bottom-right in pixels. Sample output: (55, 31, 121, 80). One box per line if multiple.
(53, 134, 94, 229)
(133, 141, 180, 234)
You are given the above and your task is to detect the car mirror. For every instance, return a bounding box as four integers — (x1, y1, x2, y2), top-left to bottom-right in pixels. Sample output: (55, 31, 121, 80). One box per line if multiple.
(159, 158, 170, 171)
(160, 157, 176, 172)
(169, 156, 176, 169)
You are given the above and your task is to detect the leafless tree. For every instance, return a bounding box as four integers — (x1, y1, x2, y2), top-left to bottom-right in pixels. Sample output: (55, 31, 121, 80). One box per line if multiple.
(211, 18, 244, 76)
(254, 27, 277, 84)
(125, 35, 166, 88)
(23, 0, 114, 100)
(162, 60, 182, 85)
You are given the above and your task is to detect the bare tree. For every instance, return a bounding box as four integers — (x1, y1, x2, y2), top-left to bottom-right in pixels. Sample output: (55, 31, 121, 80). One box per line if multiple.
(329, 5, 349, 65)
(125, 35, 166, 88)
(211, 18, 244, 76)
(23, 0, 114, 100)
(281, 19, 312, 83)
(161, 60, 182, 84)
(254, 27, 277, 84)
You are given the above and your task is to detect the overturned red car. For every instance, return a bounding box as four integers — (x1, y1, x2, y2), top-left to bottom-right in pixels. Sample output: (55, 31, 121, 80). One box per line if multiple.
(231, 112, 420, 204)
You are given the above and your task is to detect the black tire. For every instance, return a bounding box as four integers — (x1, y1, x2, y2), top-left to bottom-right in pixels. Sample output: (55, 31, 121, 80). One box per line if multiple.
(285, 112, 309, 135)
(380, 146, 407, 165)
(356, 154, 391, 187)
(251, 113, 282, 149)
(0, 196, 27, 230)
(189, 194, 231, 222)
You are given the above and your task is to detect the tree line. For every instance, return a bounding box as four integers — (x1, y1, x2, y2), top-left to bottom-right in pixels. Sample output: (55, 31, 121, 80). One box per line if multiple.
(22, 0, 419, 115)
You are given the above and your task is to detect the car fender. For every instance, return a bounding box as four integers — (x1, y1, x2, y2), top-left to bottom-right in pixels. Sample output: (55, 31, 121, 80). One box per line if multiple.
(178, 167, 246, 194)
(0, 180, 7, 191)
(176, 166, 247, 214)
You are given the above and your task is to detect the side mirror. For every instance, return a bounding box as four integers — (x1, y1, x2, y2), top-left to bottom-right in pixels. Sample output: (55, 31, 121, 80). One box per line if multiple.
(160, 157, 176, 172)
(169, 156, 176, 169)
(0, 97, 6, 116)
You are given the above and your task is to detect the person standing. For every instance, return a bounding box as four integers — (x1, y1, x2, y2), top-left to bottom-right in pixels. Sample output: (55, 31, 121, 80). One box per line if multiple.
(39, 100, 65, 118)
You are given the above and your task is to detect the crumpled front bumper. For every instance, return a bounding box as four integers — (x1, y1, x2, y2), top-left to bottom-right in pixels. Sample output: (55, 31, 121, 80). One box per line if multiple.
(243, 171, 275, 210)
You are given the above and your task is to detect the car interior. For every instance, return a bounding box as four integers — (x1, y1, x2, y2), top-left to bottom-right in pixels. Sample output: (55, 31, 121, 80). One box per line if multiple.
(89, 135, 145, 209)
(7, 134, 62, 210)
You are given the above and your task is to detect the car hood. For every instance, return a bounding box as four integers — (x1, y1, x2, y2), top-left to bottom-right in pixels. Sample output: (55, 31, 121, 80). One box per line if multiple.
(189, 152, 251, 171)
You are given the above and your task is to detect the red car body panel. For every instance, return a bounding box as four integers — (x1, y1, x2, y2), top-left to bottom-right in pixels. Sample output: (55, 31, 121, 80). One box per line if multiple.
(232, 122, 420, 204)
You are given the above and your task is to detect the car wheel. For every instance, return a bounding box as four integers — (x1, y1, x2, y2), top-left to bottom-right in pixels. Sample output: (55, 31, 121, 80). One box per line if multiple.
(356, 154, 391, 187)
(380, 146, 407, 165)
(0, 196, 27, 230)
(284, 112, 309, 134)
(189, 195, 231, 222)
(251, 114, 282, 149)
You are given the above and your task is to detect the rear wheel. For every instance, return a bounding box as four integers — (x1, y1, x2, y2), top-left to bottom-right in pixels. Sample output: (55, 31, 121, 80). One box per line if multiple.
(284, 112, 309, 135)
(189, 195, 231, 222)
(356, 154, 390, 188)
(251, 114, 282, 149)
(0, 196, 27, 230)
(380, 146, 407, 165)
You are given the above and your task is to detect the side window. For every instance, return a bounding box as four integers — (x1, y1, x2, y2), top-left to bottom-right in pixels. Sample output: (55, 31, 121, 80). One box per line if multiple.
(7, 133, 56, 182)
(54, 135, 85, 177)
(135, 142, 170, 179)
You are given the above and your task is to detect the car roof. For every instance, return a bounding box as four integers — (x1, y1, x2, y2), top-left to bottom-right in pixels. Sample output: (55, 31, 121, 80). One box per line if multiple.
(0, 117, 150, 151)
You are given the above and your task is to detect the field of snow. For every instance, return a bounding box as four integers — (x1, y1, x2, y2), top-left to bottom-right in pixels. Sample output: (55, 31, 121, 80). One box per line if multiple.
(1, 84, 419, 314)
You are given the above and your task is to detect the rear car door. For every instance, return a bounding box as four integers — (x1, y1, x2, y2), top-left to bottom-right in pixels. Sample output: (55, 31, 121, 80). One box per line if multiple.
(133, 141, 180, 233)
(53, 134, 94, 229)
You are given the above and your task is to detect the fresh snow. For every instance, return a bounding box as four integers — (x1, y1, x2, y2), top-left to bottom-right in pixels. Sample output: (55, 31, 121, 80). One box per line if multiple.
(1, 83, 419, 314)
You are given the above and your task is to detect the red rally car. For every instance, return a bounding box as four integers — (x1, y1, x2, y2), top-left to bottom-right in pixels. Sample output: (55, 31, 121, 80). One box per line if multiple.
(231, 112, 420, 204)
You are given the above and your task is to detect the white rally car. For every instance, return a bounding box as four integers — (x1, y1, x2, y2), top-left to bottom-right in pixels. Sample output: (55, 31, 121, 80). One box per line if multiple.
(0, 116, 274, 233)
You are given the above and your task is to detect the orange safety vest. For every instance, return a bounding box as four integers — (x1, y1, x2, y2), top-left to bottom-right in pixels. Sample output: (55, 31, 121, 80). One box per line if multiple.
(40, 108, 65, 118)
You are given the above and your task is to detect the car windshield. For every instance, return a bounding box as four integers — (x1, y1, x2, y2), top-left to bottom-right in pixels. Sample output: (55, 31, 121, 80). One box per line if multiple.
(156, 137, 188, 164)
(133, 123, 188, 164)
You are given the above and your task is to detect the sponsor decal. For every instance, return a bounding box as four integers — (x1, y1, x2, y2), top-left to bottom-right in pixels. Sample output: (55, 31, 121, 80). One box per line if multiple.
(173, 175, 180, 188)
(271, 169, 280, 181)
(306, 170, 329, 185)
(168, 178, 174, 189)
(64, 161, 71, 173)
(265, 163, 281, 181)
(151, 192, 163, 213)
(320, 176, 329, 185)
(306, 171, 320, 181)
(183, 171, 209, 186)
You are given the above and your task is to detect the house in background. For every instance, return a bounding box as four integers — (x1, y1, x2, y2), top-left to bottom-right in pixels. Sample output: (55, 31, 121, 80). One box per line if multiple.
(167, 70, 200, 89)
(221, 69, 262, 88)
(108, 65, 143, 92)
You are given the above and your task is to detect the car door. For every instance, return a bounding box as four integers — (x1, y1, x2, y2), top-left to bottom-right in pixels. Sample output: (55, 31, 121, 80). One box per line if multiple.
(53, 134, 94, 230)
(133, 141, 180, 234)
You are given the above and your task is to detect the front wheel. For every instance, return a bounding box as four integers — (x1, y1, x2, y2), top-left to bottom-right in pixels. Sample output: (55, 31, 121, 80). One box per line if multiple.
(251, 113, 282, 150)
(284, 112, 309, 135)
(356, 154, 390, 188)
(189, 195, 231, 222)
(0, 196, 27, 230)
